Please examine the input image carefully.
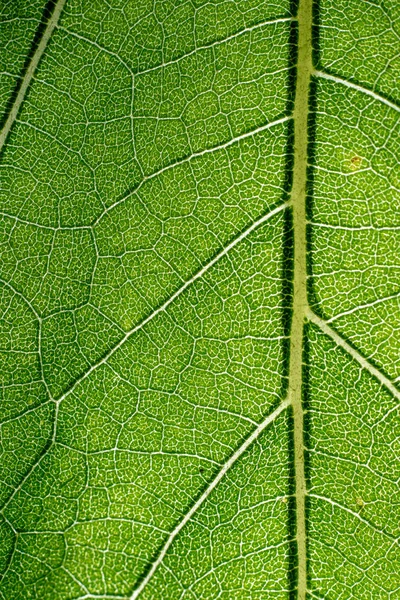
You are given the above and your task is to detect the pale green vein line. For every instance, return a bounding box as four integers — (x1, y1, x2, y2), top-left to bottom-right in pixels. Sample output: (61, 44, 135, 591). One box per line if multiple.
(61, 566, 90, 597)
(307, 590, 326, 600)
(0, 446, 50, 520)
(186, 539, 292, 594)
(308, 493, 399, 542)
(65, 518, 169, 534)
(307, 447, 398, 485)
(15, 119, 97, 175)
(306, 309, 400, 402)
(0, 517, 17, 583)
(1, 199, 287, 516)
(289, 0, 313, 597)
(0, 277, 53, 400)
(0, 71, 19, 78)
(309, 221, 400, 232)
(0, 0, 67, 152)
(75, 596, 127, 600)
(132, 16, 294, 77)
(0, 400, 52, 427)
(130, 398, 291, 600)
(84, 448, 219, 466)
(0, 211, 92, 231)
(326, 291, 400, 323)
(0, 17, 38, 26)
(0, 277, 40, 321)
(314, 70, 400, 113)
(59, 16, 294, 79)
(56, 26, 133, 74)
(57, 201, 289, 406)
(94, 116, 292, 226)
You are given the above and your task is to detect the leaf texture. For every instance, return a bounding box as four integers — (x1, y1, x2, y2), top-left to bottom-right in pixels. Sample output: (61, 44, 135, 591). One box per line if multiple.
(0, 0, 399, 598)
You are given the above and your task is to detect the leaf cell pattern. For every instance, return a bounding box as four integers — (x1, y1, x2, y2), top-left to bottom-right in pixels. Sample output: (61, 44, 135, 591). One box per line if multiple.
(0, 0, 399, 599)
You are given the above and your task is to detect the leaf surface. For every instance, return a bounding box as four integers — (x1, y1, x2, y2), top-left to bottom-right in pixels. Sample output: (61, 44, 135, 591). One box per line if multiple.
(0, 0, 399, 598)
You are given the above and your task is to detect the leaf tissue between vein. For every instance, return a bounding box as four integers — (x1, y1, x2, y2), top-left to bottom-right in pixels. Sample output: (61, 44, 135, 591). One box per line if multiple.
(0, 0, 399, 598)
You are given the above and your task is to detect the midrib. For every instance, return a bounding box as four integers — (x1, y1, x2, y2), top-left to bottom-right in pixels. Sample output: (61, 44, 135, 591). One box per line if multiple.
(289, 0, 313, 598)
(0, 0, 397, 596)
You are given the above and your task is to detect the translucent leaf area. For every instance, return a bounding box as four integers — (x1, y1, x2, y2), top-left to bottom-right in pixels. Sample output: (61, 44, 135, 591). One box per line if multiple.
(0, 0, 399, 599)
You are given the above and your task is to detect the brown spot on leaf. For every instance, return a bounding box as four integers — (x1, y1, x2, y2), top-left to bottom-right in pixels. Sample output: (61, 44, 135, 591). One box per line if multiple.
(350, 155, 362, 170)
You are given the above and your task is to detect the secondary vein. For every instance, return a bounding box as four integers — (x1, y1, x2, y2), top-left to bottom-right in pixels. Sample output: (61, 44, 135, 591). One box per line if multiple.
(130, 398, 291, 599)
(314, 70, 400, 113)
(306, 309, 400, 403)
(56, 201, 290, 406)
(0, 0, 67, 152)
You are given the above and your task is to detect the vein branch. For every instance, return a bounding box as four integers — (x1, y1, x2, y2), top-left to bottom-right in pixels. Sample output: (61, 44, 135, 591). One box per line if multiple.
(94, 116, 291, 226)
(130, 398, 291, 599)
(308, 493, 399, 542)
(58, 16, 295, 79)
(306, 309, 400, 402)
(0, 0, 67, 152)
(0, 201, 289, 522)
(56, 201, 289, 405)
(314, 70, 400, 113)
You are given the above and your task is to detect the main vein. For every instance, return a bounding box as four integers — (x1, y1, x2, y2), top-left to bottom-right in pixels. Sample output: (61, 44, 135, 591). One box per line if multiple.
(289, 0, 313, 598)
(0, 0, 67, 152)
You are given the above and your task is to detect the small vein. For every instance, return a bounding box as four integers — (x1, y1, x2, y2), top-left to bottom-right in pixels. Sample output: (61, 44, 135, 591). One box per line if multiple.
(308, 493, 399, 542)
(58, 16, 294, 80)
(307, 448, 399, 486)
(306, 309, 400, 402)
(0, 200, 289, 520)
(93, 115, 292, 226)
(60, 566, 89, 596)
(0, 399, 52, 427)
(76, 593, 126, 600)
(0, 277, 41, 321)
(133, 16, 294, 77)
(0, 0, 68, 152)
(186, 538, 291, 592)
(56, 202, 289, 407)
(310, 221, 400, 232)
(0, 422, 55, 515)
(56, 26, 133, 74)
(314, 70, 400, 113)
(0, 211, 92, 231)
(307, 591, 326, 600)
(326, 291, 400, 323)
(84, 448, 220, 466)
(130, 398, 291, 599)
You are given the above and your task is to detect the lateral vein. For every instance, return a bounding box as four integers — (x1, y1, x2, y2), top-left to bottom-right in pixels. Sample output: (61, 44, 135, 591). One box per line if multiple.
(58, 16, 295, 79)
(130, 398, 291, 599)
(0, 201, 289, 518)
(326, 291, 400, 323)
(314, 70, 400, 113)
(306, 309, 400, 402)
(94, 116, 292, 226)
(56, 201, 290, 406)
(0, 0, 67, 152)
(308, 493, 399, 542)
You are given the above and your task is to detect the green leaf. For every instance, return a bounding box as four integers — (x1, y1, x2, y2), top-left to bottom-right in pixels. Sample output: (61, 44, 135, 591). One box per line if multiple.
(0, 0, 399, 598)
